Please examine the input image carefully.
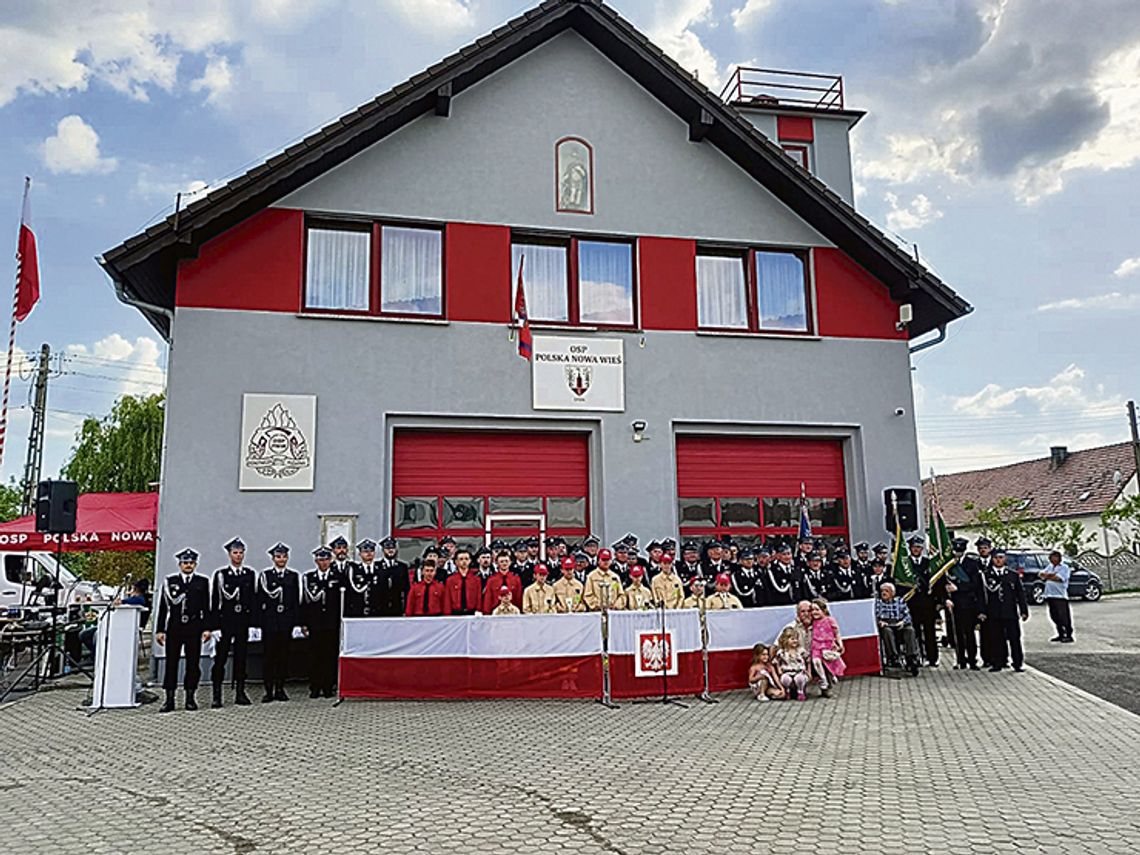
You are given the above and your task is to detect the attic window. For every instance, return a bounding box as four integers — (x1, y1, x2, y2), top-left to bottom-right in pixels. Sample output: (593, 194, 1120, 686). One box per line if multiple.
(1015, 499, 1031, 511)
(1078, 491, 1091, 501)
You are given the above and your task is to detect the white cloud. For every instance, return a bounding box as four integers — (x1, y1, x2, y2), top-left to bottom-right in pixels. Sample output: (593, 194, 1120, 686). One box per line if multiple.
(383, 0, 473, 34)
(884, 192, 944, 232)
(190, 53, 233, 104)
(949, 364, 1122, 415)
(1113, 257, 1140, 278)
(1036, 291, 1140, 312)
(730, 0, 776, 31)
(647, 1, 723, 88)
(41, 115, 118, 175)
(133, 166, 209, 202)
(0, 1, 235, 106)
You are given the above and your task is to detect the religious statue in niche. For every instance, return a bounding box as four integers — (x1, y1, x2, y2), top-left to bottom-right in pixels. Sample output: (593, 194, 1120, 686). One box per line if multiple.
(556, 137, 593, 214)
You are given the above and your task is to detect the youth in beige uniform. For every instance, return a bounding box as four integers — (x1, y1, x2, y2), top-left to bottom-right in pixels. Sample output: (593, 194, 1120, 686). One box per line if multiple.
(617, 566, 654, 610)
(650, 554, 685, 609)
(583, 548, 623, 611)
(553, 557, 585, 613)
(707, 572, 744, 609)
(522, 565, 557, 614)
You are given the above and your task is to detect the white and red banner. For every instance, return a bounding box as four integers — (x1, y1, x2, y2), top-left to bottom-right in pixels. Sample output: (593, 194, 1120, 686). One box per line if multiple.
(607, 608, 703, 698)
(704, 599, 880, 692)
(339, 613, 603, 699)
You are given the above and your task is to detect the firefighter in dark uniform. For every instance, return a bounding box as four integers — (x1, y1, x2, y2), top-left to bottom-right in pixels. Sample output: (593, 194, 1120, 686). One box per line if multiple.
(513, 539, 536, 589)
(376, 536, 409, 616)
(156, 548, 211, 712)
(794, 537, 815, 574)
(801, 552, 830, 601)
(329, 535, 352, 576)
(765, 543, 797, 605)
(946, 537, 983, 670)
(731, 547, 762, 608)
(344, 538, 380, 617)
(829, 548, 858, 601)
(301, 546, 344, 698)
(209, 537, 256, 708)
(852, 542, 875, 599)
(980, 547, 1028, 672)
(678, 541, 702, 586)
(258, 543, 300, 702)
(905, 536, 946, 667)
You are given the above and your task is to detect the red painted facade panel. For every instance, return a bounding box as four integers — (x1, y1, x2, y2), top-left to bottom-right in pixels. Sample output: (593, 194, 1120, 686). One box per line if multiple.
(445, 222, 512, 323)
(176, 208, 303, 312)
(776, 116, 814, 142)
(676, 436, 846, 498)
(392, 430, 589, 496)
(638, 237, 697, 331)
(814, 248, 907, 340)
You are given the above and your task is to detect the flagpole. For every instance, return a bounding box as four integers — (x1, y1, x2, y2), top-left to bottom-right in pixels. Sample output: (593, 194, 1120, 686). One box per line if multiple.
(0, 178, 30, 470)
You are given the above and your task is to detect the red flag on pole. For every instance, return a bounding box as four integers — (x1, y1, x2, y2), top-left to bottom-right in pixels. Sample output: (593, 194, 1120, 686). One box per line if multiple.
(514, 254, 532, 360)
(0, 177, 39, 468)
(15, 177, 39, 321)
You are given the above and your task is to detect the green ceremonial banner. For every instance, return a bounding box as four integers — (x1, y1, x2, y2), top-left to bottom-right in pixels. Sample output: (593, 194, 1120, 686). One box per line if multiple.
(891, 512, 915, 586)
(927, 501, 953, 566)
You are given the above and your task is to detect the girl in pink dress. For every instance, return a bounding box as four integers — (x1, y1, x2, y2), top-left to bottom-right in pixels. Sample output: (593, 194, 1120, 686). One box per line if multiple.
(809, 599, 846, 697)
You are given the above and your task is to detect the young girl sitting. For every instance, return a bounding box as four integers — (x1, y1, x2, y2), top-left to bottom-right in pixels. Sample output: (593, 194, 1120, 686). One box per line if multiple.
(809, 598, 846, 697)
(747, 643, 785, 702)
(775, 626, 809, 701)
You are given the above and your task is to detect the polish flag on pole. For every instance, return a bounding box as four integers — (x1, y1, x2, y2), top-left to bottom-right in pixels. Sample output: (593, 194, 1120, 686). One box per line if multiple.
(0, 177, 40, 468)
(513, 254, 532, 360)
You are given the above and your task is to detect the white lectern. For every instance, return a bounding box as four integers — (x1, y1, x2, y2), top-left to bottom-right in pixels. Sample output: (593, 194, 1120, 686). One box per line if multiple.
(91, 604, 142, 709)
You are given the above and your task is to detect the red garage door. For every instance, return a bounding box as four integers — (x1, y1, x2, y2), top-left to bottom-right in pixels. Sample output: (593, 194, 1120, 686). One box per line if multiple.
(676, 436, 848, 546)
(392, 430, 589, 558)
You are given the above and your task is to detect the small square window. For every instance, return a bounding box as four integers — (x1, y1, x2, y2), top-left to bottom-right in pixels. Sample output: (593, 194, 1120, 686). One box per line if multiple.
(762, 498, 798, 528)
(720, 498, 760, 528)
(396, 537, 439, 564)
(395, 497, 438, 530)
(807, 498, 845, 528)
(678, 498, 716, 528)
(547, 497, 587, 528)
(443, 497, 484, 529)
(489, 496, 543, 515)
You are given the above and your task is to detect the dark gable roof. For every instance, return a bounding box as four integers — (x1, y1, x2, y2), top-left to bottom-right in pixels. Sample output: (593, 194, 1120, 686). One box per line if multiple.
(99, 0, 972, 339)
(927, 442, 1137, 527)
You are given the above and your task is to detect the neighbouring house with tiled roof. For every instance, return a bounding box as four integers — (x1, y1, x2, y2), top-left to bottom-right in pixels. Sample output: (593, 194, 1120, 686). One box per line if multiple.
(926, 442, 1140, 554)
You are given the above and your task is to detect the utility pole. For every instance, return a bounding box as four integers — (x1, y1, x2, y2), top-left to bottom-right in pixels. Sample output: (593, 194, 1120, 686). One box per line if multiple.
(1129, 401, 1140, 495)
(20, 343, 50, 516)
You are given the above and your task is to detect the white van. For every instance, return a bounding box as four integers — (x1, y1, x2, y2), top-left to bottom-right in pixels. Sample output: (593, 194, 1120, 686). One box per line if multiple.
(0, 551, 116, 611)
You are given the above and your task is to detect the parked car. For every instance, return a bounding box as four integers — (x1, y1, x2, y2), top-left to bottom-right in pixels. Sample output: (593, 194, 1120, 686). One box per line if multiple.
(1003, 550, 1103, 605)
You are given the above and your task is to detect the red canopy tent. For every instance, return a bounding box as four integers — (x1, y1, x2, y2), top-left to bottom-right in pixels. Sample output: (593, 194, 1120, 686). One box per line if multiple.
(0, 492, 158, 552)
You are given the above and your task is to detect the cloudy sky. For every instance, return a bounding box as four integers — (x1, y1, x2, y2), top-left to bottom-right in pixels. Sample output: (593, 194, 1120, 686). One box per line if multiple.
(1, 0, 1138, 487)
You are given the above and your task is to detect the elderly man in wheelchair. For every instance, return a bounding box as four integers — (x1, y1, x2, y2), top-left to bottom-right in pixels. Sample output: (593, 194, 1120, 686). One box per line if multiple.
(875, 582, 921, 676)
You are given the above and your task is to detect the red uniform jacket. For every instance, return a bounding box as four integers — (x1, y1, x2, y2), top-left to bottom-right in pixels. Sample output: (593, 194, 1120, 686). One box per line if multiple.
(405, 580, 450, 616)
(445, 571, 482, 615)
(481, 571, 523, 614)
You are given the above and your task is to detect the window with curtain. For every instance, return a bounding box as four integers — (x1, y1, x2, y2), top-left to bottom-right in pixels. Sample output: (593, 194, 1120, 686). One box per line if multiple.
(696, 254, 748, 329)
(381, 226, 443, 315)
(755, 251, 808, 331)
(578, 240, 633, 325)
(305, 227, 371, 311)
(511, 242, 568, 322)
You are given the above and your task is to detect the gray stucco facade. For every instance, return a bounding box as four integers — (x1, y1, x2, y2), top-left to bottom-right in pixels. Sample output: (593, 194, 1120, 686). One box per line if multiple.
(152, 30, 924, 567)
(158, 308, 920, 566)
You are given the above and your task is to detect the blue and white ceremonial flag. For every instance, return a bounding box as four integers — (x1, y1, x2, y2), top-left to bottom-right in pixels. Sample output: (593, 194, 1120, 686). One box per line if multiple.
(798, 482, 812, 541)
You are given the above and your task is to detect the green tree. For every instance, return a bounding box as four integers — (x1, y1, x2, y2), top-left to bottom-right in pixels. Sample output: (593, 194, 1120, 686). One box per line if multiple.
(62, 393, 164, 492)
(0, 477, 22, 522)
(1027, 519, 1095, 557)
(1101, 494, 1140, 551)
(964, 496, 1093, 556)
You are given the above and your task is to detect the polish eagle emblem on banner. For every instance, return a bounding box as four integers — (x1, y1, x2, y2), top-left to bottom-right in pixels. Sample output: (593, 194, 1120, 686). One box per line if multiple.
(245, 402, 311, 479)
(566, 366, 592, 398)
(635, 630, 677, 677)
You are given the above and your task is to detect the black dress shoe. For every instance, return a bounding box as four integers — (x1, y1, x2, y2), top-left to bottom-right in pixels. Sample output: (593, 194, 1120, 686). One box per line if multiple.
(1060, 637, 1075, 644)
(322, 688, 334, 699)
(1013, 666, 1025, 672)
(185, 694, 198, 711)
(988, 666, 1003, 672)
(310, 689, 320, 699)
(262, 693, 274, 704)
(274, 688, 289, 701)
(968, 664, 980, 671)
(1050, 636, 1063, 642)
(159, 694, 176, 713)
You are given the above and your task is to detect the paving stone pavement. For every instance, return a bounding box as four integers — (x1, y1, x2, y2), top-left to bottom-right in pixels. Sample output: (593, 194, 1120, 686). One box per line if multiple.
(3, 667, 1139, 855)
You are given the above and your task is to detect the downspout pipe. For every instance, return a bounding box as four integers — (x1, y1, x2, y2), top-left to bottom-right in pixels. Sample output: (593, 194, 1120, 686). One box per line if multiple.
(908, 323, 946, 355)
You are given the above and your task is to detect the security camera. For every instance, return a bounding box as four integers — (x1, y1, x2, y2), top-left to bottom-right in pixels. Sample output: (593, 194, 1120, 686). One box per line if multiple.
(893, 407, 906, 417)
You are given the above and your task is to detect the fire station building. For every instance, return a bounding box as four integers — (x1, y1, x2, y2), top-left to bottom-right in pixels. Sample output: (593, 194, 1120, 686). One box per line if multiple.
(100, 0, 971, 566)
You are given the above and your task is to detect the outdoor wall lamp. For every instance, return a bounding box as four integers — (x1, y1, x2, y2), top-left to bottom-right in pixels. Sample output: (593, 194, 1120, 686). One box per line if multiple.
(631, 420, 648, 443)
